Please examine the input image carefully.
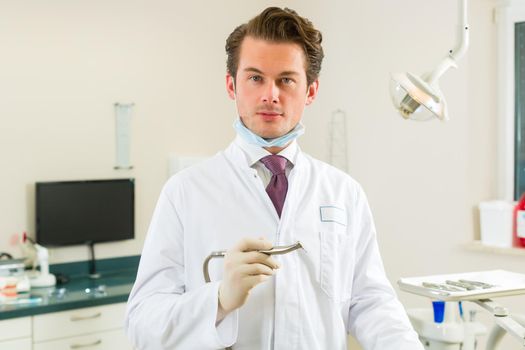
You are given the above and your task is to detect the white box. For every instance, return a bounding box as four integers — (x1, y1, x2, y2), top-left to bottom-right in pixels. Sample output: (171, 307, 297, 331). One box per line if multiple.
(479, 201, 514, 247)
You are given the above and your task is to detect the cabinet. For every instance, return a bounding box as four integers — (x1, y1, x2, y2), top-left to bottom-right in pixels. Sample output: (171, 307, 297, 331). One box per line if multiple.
(0, 316, 32, 350)
(33, 303, 132, 350)
(33, 329, 129, 350)
(0, 302, 132, 350)
(1, 337, 32, 349)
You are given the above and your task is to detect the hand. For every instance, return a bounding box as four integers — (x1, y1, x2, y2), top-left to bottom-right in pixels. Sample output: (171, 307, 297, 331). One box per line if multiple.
(217, 237, 280, 318)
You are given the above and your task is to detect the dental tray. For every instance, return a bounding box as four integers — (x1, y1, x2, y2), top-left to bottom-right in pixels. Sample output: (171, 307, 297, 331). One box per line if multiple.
(398, 269, 525, 301)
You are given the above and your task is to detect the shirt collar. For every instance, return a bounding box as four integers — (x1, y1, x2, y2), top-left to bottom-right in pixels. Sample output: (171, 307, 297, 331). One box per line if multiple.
(234, 135, 299, 167)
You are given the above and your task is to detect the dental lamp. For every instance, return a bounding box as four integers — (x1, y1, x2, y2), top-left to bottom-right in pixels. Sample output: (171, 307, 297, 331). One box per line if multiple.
(390, 0, 469, 121)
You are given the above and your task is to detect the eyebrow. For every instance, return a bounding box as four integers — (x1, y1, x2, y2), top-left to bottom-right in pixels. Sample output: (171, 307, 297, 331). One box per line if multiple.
(243, 67, 300, 76)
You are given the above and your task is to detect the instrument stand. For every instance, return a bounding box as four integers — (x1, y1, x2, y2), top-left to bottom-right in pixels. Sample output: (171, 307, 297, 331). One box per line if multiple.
(398, 270, 525, 348)
(472, 299, 525, 346)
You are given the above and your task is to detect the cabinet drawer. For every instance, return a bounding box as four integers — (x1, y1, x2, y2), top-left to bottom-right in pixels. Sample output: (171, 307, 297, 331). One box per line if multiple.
(33, 302, 126, 342)
(0, 337, 32, 350)
(0, 316, 31, 341)
(33, 328, 132, 350)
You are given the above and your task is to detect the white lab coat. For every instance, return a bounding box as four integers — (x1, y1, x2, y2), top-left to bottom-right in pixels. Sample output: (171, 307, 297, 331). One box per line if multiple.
(125, 137, 424, 350)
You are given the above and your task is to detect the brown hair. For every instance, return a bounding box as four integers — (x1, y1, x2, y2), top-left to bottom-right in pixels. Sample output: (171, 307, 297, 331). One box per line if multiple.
(225, 7, 324, 86)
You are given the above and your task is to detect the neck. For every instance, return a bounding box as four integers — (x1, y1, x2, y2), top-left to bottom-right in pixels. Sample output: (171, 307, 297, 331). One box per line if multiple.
(264, 146, 284, 154)
(264, 141, 291, 155)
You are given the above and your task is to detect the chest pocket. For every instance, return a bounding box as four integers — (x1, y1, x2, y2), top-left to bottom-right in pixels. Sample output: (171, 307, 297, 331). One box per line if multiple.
(319, 230, 352, 302)
(318, 228, 352, 303)
(297, 207, 353, 303)
(318, 206, 353, 301)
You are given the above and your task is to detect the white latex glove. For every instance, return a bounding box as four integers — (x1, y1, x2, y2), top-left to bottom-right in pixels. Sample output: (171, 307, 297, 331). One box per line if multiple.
(217, 237, 280, 320)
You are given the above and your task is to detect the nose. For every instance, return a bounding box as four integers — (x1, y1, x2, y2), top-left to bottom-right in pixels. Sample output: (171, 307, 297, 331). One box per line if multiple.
(261, 81, 279, 104)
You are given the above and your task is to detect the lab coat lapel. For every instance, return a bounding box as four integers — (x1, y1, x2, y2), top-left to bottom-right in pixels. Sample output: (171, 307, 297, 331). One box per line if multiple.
(223, 142, 280, 222)
(223, 140, 306, 227)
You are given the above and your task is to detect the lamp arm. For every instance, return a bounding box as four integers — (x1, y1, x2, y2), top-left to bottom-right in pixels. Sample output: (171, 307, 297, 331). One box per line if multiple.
(426, 0, 469, 84)
(426, 56, 457, 85)
(450, 0, 470, 61)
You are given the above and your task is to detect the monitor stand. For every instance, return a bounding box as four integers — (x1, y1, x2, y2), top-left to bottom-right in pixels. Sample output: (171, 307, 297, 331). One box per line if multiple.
(87, 241, 101, 279)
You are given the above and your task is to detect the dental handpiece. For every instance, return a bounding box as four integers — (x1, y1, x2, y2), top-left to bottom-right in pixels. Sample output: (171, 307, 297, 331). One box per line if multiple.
(422, 282, 463, 292)
(203, 241, 303, 283)
(458, 279, 495, 289)
(445, 280, 479, 291)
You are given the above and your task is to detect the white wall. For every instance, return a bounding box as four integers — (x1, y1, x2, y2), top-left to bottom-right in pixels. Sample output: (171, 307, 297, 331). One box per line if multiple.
(1, 0, 523, 348)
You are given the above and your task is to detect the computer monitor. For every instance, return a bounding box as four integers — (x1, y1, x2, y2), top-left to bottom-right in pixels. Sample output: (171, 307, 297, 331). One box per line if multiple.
(36, 179, 134, 246)
(35, 179, 134, 277)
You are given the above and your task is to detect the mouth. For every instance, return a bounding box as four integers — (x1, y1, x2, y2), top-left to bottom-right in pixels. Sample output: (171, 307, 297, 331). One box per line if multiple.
(256, 111, 283, 121)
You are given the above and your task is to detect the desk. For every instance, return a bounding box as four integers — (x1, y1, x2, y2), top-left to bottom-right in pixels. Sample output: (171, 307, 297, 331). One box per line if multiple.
(0, 256, 137, 349)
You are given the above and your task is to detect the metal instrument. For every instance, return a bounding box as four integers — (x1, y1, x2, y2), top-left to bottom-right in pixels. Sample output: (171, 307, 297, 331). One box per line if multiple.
(445, 280, 479, 291)
(458, 279, 495, 289)
(203, 241, 303, 283)
(422, 282, 463, 292)
(203, 241, 303, 350)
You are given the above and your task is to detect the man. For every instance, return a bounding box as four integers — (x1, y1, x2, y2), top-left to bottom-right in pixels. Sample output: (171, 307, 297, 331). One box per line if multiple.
(125, 7, 423, 350)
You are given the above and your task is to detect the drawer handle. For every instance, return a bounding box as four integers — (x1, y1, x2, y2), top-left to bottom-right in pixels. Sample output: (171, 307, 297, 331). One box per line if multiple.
(70, 312, 102, 322)
(69, 339, 102, 349)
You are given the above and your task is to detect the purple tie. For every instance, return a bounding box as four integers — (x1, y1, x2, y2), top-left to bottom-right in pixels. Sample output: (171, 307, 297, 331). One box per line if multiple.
(260, 155, 288, 217)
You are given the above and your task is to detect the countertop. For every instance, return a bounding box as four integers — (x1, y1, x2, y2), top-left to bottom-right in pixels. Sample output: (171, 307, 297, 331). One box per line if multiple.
(0, 256, 138, 320)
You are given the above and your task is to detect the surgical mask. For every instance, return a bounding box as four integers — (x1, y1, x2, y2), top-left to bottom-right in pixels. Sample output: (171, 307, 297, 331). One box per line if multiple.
(231, 78, 305, 147)
(233, 118, 305, 148)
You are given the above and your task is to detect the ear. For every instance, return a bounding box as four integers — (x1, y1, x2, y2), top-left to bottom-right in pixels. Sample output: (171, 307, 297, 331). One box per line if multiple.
(305, 79, 319, 106)
(226, 73, 236, 100)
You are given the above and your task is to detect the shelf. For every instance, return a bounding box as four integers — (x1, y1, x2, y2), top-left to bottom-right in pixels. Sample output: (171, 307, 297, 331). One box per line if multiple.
(464, 241, 525, 256)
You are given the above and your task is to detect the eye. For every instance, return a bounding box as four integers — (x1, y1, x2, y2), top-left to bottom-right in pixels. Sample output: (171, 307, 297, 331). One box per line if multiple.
(249, 75, 262, 82)
(281, 77, 294, 85)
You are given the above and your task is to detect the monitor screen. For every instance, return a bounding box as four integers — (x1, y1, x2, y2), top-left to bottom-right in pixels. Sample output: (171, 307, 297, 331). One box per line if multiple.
(36, 179, 134, 246)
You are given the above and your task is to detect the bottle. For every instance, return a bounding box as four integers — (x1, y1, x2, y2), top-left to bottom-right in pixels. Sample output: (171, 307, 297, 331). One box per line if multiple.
(513, 193, 525, 247)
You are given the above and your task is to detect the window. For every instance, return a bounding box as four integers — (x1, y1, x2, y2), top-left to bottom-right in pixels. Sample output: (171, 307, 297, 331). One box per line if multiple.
(515, 22, 525, 199)
(496, 2, 525, 201)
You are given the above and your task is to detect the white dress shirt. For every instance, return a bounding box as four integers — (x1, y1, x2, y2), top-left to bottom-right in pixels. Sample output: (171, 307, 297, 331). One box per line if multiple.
(236, 135, 296, 188)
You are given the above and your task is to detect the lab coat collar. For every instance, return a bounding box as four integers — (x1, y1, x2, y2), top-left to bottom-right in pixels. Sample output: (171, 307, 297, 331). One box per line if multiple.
(233, 135, 299, 167)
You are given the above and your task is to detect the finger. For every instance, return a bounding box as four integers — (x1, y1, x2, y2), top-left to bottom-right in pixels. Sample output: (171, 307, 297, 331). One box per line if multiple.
(240, 251, 280, 269)
(224, 252, 279, 272)
(233, 237, 273, 252)
(242, 274, 271, 289)
(239, 263, 275, 277)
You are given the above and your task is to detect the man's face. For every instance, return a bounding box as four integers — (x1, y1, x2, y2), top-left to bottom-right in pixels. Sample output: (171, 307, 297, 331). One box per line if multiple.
(226, 36, 319, 139)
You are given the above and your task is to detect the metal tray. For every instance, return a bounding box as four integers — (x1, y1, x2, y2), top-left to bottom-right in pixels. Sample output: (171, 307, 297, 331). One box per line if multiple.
(398, 269, 525, 301)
